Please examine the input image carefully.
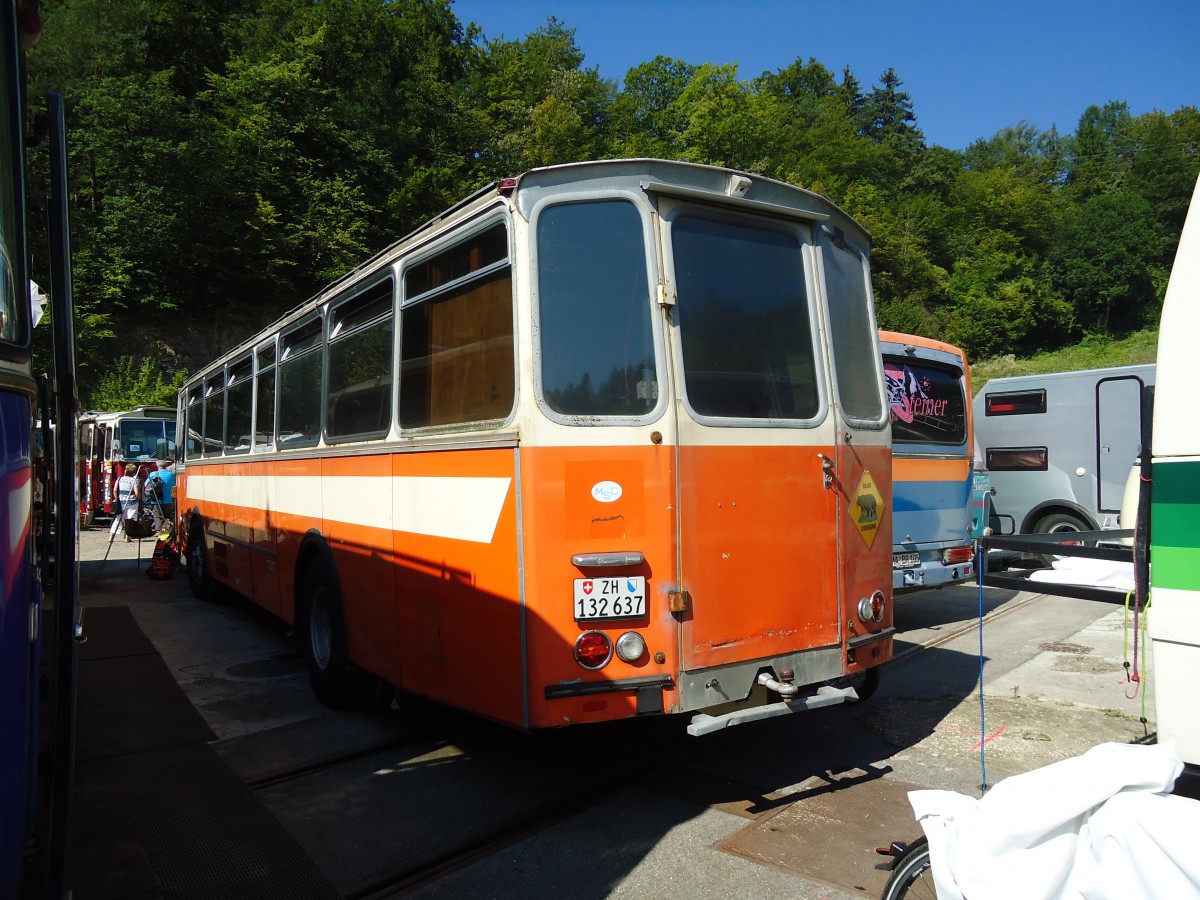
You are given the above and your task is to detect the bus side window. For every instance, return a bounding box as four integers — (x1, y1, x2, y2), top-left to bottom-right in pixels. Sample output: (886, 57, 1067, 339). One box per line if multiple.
(820, 228, 885, 424)
(278, 316, 323, 447)
(327, 279, 394, 441)
(185, 385, 202, 459)
(225, 356, 253, 453)
(202, 373, 224, 457)
(255, 342, 276, 450)
(400, 224, 514, 430)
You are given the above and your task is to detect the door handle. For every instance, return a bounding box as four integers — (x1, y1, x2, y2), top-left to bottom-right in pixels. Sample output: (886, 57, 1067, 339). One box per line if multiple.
(818, 453, 836, 490)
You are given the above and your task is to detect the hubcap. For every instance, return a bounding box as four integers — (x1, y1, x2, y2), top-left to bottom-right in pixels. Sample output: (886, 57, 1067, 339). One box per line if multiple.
(309, 585, 333, 670)
(189, 537, 203, 575)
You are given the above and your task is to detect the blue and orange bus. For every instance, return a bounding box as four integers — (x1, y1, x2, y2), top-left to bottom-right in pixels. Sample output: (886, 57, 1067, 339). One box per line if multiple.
(0, 1, 78, 894)
(880, 331, 975, 591)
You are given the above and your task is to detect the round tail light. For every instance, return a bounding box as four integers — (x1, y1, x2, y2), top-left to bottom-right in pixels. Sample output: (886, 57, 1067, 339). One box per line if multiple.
(857, 590, 886, 623)
(574, 631, 613, 669)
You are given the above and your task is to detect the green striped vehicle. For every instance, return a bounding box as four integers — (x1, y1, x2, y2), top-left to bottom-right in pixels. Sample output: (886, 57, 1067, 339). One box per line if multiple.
(1149, 172, 1200, 783)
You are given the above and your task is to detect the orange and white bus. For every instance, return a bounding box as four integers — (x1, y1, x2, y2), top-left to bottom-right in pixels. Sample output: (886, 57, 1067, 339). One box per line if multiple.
(176, 159, 894, 734)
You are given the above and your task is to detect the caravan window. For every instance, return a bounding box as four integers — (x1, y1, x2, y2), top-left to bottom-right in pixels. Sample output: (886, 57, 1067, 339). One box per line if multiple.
(985, 390, 1046, 416)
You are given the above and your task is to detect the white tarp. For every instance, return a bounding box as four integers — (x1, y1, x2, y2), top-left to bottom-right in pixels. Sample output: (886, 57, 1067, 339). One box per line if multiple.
(1027, 557, 1136, 593)
(908, 742, 1200, 899)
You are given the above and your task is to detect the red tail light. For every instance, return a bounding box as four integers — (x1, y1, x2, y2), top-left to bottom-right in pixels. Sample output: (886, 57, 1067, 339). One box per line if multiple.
(942, 546, 974, 565)
(574, 631, 612, 670)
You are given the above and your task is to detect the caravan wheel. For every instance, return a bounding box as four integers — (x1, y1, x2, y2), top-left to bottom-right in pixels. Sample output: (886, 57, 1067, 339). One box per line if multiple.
(1034, 511, 1090, 565)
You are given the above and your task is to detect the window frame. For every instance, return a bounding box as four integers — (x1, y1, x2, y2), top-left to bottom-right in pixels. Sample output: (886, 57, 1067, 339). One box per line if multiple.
(325, 275, 396, 444)
(224, 353, 254, 455)
(397, 215, 517, 434)
(201, 371, 225, 458)
(253, 337, 278, 453)
(815, 226, 888, 429)
(276, 313, 325, 450)
(660, 199, 829, 429)
(529, 192, 667, 427)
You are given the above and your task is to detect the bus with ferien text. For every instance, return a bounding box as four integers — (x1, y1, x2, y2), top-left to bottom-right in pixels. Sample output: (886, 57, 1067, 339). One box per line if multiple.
(880, 331, 975, 591)
(176, 159, 894, 736)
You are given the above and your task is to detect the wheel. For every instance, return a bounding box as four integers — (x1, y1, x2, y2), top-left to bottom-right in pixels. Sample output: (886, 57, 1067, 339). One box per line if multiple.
(881, 836, 934, 900)
(186, 520, 216, 601)
(827, 666, 880, 703)
(1033, 511, 1090, 565)
(299, 558, 358, 708)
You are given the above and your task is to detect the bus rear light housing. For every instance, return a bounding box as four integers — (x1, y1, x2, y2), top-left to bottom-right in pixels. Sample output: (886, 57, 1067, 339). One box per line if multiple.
(614, 631, 647, 663)
(574, 631, 612, 669)
(942, 546, 974, 565)
(857, 590, 886, 624)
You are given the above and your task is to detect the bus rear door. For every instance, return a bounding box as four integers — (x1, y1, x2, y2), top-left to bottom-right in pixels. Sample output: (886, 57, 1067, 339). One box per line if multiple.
(662, 208, 890, 707)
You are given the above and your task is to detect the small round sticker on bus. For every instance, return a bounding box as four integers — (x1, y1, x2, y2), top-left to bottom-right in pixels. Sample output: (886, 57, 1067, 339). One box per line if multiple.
(591, 481, 623, 503)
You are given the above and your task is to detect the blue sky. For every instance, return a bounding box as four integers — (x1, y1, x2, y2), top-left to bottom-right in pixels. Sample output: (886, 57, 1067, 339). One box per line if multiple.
(450, 0, 1199, 151)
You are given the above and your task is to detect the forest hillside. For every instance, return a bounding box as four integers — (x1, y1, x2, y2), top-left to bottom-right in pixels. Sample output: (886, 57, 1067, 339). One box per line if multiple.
(23, 0, 1198, 407)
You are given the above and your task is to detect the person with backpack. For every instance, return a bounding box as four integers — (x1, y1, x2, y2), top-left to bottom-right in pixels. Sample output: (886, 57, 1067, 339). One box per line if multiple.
(146, 458, 176, 532)
(109, 462, 142, 543)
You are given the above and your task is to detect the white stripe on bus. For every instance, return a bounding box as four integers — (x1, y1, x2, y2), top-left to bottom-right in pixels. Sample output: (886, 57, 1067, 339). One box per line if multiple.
(187, 474, 511, 544)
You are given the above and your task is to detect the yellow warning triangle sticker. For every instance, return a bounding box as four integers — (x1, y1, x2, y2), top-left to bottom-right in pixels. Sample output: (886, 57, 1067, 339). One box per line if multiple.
(849, 468, 884, 550)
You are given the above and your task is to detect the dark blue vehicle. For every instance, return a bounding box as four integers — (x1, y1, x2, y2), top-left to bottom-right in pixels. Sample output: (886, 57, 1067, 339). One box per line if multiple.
(0, 2, 77, 894)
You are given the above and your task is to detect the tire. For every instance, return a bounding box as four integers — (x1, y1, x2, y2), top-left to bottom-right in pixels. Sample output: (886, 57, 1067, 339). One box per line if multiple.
(299, 558, 357, 708)
(186, 520, 216, 601)
(881, 836, 934, 900)
(1033, 511, 1090, 566)
(827, 666, 881, 703)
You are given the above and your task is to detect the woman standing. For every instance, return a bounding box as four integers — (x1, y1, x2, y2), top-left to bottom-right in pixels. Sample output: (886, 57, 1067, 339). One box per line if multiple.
(109, 462, 141, 542)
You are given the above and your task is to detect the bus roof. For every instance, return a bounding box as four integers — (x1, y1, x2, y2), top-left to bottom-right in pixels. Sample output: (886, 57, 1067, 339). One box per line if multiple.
(183, 158, 869, 386)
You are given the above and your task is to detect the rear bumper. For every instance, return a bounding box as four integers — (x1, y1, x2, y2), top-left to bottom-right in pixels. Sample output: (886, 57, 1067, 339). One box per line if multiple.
(893, 558, 973, 590)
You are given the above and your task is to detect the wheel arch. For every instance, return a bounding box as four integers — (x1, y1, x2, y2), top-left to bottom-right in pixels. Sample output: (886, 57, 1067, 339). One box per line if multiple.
(292, 528, 339, 624)
(1020, 500, 1096, 535)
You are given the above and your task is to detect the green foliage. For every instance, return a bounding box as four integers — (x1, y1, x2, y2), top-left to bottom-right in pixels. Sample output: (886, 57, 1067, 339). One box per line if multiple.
(971, 329, 1160, 393)
(88, 356, 186, 410)
(18, 1, 1199, 396)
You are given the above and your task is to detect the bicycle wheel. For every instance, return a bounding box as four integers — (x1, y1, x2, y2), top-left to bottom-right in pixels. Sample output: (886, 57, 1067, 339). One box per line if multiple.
(880, 836, 935, 900)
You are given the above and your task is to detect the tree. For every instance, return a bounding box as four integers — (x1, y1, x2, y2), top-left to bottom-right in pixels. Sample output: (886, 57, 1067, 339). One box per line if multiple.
(87, 356, 186, 410)
(859, 68, 924, 155)
(1065, 101, 1134, 200)
(1052, 191, 1167, 334)
(611, 55, 696, 156)
(465, 17, 614, 173)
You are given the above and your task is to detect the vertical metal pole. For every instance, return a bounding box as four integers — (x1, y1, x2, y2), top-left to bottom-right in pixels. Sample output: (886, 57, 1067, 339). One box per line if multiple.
(46, 89, 79, 900)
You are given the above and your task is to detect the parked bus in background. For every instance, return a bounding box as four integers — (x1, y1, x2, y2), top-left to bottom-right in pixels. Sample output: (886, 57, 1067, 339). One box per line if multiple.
(77, 404, 176, 525)
(880, 332, 975, 591)
(972, 364, 1155, 541)
(177, 159, 894, 736)
(1149, 173, 1200, 795)
(0, 1, 79, 892)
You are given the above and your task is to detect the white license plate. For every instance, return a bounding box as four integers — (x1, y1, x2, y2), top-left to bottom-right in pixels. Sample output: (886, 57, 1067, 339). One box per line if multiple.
(893, 552, 921, 569)
(573, 576, 646, 620)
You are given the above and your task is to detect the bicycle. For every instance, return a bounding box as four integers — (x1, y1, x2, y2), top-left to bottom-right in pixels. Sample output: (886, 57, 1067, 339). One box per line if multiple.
(878, 835, 934, 900)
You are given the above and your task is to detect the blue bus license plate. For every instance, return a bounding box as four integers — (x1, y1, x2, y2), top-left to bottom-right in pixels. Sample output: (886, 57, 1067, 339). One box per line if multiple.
(573, 577, 646, 620)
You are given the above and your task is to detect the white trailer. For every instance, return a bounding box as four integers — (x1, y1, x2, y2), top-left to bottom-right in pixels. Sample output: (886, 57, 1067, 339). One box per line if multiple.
(972, 364, 1155, 539)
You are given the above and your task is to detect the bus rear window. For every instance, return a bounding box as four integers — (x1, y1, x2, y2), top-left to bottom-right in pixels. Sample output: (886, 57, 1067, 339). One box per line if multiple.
(884, 358, 967, 445)
(536, 200, 656, 418)
(673, 215, 818, 421)
(985, 390, 1046, 416)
